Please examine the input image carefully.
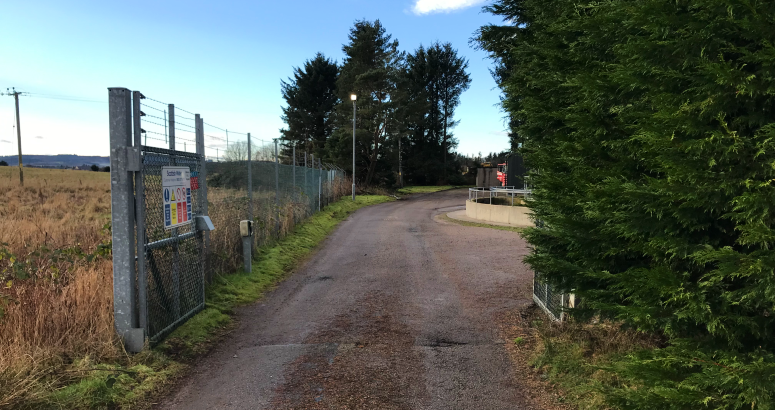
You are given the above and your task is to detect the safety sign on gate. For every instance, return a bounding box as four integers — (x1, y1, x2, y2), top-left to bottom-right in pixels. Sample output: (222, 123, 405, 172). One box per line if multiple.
(162, 166, 193, 230)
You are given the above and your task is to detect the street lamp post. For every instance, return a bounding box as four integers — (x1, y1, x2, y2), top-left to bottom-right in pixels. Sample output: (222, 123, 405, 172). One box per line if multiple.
(351, 94, 356, 201)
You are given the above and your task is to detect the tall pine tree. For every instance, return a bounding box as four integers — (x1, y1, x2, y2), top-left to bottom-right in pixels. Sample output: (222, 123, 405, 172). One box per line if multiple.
(280, 53, 339, 159)
(399, 43, 470, 185)
(433, 43, 471, 182)
(328, 20, 402, 186)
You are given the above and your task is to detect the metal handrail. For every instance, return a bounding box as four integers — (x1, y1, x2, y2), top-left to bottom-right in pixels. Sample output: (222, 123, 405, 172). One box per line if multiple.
(469, 186, 532, 205)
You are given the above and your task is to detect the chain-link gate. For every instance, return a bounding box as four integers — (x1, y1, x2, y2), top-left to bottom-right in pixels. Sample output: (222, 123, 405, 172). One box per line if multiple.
(110, 88, 342, 352)
(139, 147, 207, 343)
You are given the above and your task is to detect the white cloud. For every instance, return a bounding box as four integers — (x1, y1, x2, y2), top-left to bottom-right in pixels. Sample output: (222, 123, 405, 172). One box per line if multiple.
(412, 0, 488, 15)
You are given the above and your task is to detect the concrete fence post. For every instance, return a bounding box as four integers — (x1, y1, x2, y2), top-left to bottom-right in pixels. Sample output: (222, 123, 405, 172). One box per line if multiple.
(108, 87, 143, 353)
(318, 159, 322, 211)
(168, 104, 175, 150)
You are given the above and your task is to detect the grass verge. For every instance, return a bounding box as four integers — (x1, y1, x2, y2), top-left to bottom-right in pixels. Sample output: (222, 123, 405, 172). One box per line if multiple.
(505, 305, 663, 410)
(397, 185, 467, 195)
(438, 213, 525, 233)
(33, 194, 392, 410)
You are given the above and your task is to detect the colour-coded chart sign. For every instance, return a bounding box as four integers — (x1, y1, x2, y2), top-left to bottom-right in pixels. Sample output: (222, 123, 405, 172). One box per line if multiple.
(162, 166, 192, 230)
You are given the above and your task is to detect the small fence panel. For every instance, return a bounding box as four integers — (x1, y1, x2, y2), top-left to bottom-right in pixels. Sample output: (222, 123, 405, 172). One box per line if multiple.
(533, 274, 565, 321)
(140, 146, 205, 343)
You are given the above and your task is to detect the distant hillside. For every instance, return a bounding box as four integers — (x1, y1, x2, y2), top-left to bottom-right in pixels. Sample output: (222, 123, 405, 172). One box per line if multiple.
(0, 155, 109, 167)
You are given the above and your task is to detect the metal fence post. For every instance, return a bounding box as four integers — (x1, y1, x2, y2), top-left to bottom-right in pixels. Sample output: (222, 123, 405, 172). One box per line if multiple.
(247, 133, 253, 253)
(108, 87, 143, 353)
(304, 152, 308, 207)
(310, 154, 314, 213)
(318, 159, 322, 211)
(196, 116, 209, 287)
(274, 139, 280, 235)
(168, 108, 184, 318)
(274, 139, 280, 203)
(170, 107, 181, 317)
(292, 145, 296, 200)
(248, 133, 253, 223)
(132, 91, 148, 336)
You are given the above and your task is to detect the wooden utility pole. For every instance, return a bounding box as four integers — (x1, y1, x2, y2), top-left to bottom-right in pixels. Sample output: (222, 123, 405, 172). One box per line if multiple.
(4, 88, 24, 185)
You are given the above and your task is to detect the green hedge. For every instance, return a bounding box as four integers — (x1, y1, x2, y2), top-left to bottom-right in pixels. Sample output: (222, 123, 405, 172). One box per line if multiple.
(477, 1, 775, 408)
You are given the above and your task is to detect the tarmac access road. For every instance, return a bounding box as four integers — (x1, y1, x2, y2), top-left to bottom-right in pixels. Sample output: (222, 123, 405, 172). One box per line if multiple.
(159, 188, 535, 410)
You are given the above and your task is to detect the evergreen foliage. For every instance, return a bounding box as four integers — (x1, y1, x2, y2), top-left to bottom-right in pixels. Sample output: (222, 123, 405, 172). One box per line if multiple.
(327, 19, 402, 186)
(476, 0, 775, 408)
(400, 43, 471, 184)
(280, 53, 339, 160)
(280, 21, 472, 186)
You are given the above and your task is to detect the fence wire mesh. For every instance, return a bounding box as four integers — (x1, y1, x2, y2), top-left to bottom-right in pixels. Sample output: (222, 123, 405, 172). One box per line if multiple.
(533, 274, 564, 321)
(207, 152, 346, 276)
(130, 94, 348, 344)
(140, 147, 205, 343)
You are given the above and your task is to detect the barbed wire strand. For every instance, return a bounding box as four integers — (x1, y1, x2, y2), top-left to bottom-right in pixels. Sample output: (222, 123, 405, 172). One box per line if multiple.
(143, 95, 255, 143)
(143, 130, 196, 144)
(174, 114, 196, 123)
(139, 103, 166, 114)
(203, 122, 227, 132)
(144, 97, 167, 106)
(175, 106, 196, 116)
(204, 133, 227, 142)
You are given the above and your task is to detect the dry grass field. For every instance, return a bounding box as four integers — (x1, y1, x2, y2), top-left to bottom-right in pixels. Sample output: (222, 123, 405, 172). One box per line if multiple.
(0, 166, 352, 408)
(0, 167, 117, 406)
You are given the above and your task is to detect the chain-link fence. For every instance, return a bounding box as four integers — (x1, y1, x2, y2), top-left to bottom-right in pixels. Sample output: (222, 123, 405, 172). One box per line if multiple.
(533, 274, 565, 321)
(531, 218, 572, 321)
(138, 97, 348, 282)
(206, 145, 347, 276)
(109, 88, 350, 351)
(140, 147, 206, 343)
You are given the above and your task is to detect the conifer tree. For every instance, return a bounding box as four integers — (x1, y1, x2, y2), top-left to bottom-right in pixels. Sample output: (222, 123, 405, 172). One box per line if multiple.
(477, 0, 775, 407)
(433, 43, 470, 182)
(280, 53, 339, 159)
(328, 19, 401, 186)
(399, 43, 470, 185)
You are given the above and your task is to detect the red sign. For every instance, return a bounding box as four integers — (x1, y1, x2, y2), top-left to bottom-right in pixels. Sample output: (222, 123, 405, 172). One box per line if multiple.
(191, 176, 199, 190)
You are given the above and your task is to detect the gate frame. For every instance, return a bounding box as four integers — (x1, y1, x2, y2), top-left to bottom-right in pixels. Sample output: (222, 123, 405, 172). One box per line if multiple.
(109, 87, 211, 352)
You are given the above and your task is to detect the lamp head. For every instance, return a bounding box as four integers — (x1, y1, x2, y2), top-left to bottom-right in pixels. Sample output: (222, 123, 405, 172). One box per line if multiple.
(350, 94, 357, 101)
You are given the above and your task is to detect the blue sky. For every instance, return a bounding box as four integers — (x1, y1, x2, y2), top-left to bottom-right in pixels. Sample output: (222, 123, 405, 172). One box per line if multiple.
(0, 0, 509, 159)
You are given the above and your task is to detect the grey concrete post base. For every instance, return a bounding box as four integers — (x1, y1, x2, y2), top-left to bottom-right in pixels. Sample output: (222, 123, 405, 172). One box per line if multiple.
(123, 328, 145, 353)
